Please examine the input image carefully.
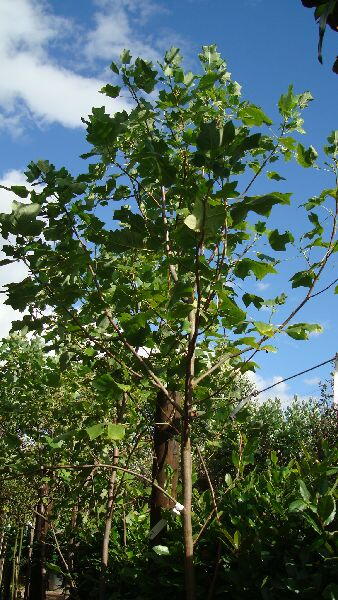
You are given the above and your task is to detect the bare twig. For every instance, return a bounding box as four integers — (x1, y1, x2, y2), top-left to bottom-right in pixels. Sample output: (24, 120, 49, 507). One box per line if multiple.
(44, 464, 179, 505)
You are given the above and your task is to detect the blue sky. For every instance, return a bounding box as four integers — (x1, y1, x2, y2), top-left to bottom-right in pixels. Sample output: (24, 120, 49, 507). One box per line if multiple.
(0, 0, 337, 403)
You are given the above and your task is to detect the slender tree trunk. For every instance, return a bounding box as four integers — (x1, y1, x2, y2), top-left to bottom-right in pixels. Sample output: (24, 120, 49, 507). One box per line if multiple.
(11, 526, 24, 600)
(181, 415, 195, 600)
(28, 483, 50, 600)
(181, 299, 198, 600)
(10, 529, 18, 600)
(2, 553, 12, 600)
(0, 526, 7, 591)
(24, 522, 35, 600)
(150, 391, 181, 545)
(68, 503, 78, 573)
(99, 447, 119, 600)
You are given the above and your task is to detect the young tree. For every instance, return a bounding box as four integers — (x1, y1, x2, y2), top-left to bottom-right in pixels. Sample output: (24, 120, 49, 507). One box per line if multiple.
(0, 46, 337, 599)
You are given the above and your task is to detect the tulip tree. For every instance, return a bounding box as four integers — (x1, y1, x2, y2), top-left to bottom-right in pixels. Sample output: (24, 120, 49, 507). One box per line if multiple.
(0, 46, 337, 599)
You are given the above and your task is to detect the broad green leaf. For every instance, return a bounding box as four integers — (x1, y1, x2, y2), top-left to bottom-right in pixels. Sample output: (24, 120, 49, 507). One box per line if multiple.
(302, 512, 322, 534)
(298, 91, 313, 109)
(198, 44, 226, 71)
(86, 423, 105, 440)
(120, 49, 132, 63)
(196, 120, 235, 153)
(253, 321, 277, 337)
(164, 47, 182, 66)
(318, 494, 336, 526)
(46, 370, 60, 387)
(267, 171, 286, 181)
(92, 373, 114, 392)
(278, 85, 298, 117)
(296, 143, 318, 168)
(299, 479, 310, 503)
(261, 344, 277, 353)
(324, 130, 338, 157)
(110, 60, 119, 74)
(133, 58, 157, 93)
(289, 499, 308, 512)
(239, 105, 272, 126)
(286, 323, 323, 340)
(11, 185, 29, 198)
(99, 84, 121, 98)
(184, 198, 227, 236)
(233, 530, 241, 549)
(242, 293, 264, 309)
(231, 192, 291, 225)
(268, 229, 294, 251)
(153, 545, 170, 556)
(290, 270, 315, 288)
(220, 297, 246, 326)
(107, 423, 125, 441)
(234, 258, 277, 280)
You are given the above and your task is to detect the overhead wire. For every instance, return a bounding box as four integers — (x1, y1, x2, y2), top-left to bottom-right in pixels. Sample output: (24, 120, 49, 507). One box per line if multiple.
(230, 354, 337, 419)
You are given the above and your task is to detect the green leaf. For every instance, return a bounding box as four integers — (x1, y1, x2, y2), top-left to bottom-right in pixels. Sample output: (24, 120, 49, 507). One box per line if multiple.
(86, 423, 105, 440)
(278, 85, 298, 117)
(220, 297, 246, 326)
(318, 494, 336, 526)
(110, 61, 119, 74)
(253, 321, 277, 337)
(290, 270, 315, 288)
(267, 171, 286, 181)
(120, 49, 132, 63)
(261, 344, 277, 353)
(46, 370, 60, 387)
(299, 479, 311, 503)
(324, 130, 338, 157)
(334, 285, 338, 294)
(286, 322, 323, 340)
(297, 91, 313, 109)
(242, 293, 264, 309)
(302, 512, 322, 534)
(296, 143, 318, 168)
(196, 120, 235, 153)
(11, 185, 29, 198)
(107, 423, 125, 441)
(231, 192, 291, 225)
(99, 84, 121, 98)
(184, 198, 227, 236)
(198, 44, 226, 71)
(239, 105, 272, 126)
(289, 499, 308, 512)
(133, 58, 157, 93)
(153, 545, 170, 556)
(233, 530, 241, 550)
(234, 258, 277, 280)
(164, 47, 182, 66)
(92, 373, 114, 392)
(268, 229, 294, 251)
(86, 108, 128, 147)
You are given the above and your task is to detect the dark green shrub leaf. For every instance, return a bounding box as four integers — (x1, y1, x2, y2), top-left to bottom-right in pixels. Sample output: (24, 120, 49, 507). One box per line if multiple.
(318, 494, 336, 526)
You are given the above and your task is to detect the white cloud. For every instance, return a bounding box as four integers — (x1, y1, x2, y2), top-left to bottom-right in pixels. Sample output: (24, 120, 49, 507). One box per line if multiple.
(0, 0, 190, 134)
(257, 282, 269, 291)
(85, 0, 165, 63)
(304, 376, 320, 386)
(0, 0, 128, 133)
(246, 371, 312, 409)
